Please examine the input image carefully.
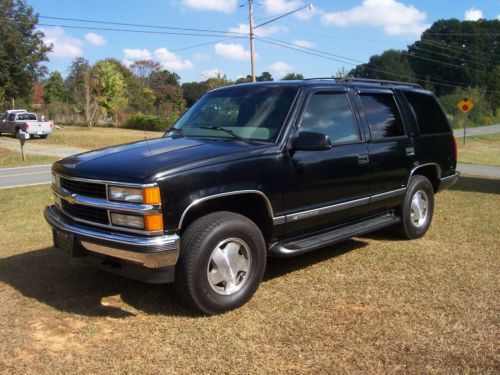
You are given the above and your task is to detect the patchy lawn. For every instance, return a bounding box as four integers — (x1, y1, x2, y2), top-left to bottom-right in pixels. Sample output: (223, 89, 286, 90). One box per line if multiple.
(3, 126, 164, 151)
(458, 133, 500, 167)
(0, 147, 59, 168)
(0, 178, 498, 373)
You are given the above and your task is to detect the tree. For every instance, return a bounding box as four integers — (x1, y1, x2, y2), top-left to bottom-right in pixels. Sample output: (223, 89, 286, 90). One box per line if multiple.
(182, 81, 209, 107)
(257, 72, 273, 81)
(350, 49, 415, 82)
(93, 60, 128, 119)
(130, 60, 161, 88)
(0, 0, 51, 99)
(282, 73, 304, 80)
(43, 71, 67, 103)
(149, 70, 186, 116)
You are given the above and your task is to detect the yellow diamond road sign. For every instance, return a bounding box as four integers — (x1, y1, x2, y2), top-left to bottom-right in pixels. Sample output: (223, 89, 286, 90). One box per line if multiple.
(456, 98, 475, 114)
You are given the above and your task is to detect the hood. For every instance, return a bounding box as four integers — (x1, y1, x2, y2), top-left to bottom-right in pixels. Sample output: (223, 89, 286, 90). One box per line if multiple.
(53, 136, 273, 183)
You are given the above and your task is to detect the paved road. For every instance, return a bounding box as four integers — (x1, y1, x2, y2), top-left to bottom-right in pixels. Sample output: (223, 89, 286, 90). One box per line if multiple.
(0, 164, 52, 189)
(454, 124, 500, 137)
(0, 138, 86, 158)
(457, 163, 500, 179)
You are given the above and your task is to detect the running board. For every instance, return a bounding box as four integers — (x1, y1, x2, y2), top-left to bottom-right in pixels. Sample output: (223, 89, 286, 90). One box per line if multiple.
(268, 214, 401, 257)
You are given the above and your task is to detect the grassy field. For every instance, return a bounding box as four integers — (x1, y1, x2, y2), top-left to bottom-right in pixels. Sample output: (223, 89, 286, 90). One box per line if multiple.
(0, 126, 164, 151)
(458, 133, 500, 167)
(0, 179, 498, 373)
(0, 147, 59, 168)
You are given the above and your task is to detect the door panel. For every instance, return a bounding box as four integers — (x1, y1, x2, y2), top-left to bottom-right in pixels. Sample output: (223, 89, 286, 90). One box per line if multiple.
(283, 90, 371, 237)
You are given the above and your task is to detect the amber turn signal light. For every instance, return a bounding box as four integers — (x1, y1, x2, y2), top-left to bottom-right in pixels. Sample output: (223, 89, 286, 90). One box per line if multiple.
(142, 187, 161, 204)
(144, 214, 163, 231)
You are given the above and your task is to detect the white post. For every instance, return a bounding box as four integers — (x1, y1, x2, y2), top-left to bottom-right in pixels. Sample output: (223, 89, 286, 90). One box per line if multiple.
(249, 0, 256, 82)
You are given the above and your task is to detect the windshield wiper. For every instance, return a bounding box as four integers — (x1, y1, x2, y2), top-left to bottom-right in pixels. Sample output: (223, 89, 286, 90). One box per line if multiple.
(199, 126, 252, 144)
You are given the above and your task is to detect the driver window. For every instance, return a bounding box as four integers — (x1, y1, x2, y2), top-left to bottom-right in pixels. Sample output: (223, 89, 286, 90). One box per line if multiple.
(299, 92, 360, 144)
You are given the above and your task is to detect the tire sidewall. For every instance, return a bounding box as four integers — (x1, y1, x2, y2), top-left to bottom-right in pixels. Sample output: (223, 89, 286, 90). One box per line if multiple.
(402, 176, 434, 239)
(183, 214, 266, 314)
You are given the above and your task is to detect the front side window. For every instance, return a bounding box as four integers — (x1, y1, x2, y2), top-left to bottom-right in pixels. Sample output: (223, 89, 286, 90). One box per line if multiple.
(298, 92, 360, 144)
(168, 86, 298, 142)
(360, 94, 405, 139)
(8, 114, 15, 121)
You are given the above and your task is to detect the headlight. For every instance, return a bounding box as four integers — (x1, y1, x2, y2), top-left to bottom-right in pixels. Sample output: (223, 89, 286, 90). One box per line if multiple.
(109, 186, 143, 203)
(108, 186, 161, 204)
(51, 173, 59, 188)
(110, 213, 144, 229)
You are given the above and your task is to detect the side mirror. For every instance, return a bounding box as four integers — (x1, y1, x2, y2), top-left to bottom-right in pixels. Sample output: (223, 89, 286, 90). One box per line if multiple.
(292, 131, 332, 151)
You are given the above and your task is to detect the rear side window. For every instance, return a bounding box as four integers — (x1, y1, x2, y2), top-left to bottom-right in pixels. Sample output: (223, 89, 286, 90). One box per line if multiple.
(403, 91, 450, 134)
(299, 92, 360, 144)
(360, 94, 405, 139)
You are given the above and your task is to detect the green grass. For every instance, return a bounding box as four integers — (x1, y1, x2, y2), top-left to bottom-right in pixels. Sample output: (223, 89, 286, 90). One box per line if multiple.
(0, 179, 498, 373)
(458, 133, 500, 167)
(0, 147, 59, 168)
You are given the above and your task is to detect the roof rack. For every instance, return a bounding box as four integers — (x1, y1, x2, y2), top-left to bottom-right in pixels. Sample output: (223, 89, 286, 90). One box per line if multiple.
(304, 77, 422, 89)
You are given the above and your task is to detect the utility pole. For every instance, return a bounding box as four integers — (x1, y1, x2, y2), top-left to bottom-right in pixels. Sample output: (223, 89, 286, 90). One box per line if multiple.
(248, 0, 256, 82)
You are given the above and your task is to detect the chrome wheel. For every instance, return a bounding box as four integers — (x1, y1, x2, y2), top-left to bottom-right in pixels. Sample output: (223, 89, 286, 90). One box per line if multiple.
(207, 238, 252, 296)
(410, 189, 429, 228)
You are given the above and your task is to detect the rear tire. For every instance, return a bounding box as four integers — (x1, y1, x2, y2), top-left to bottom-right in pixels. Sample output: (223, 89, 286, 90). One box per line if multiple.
(395, 175, 434, 239)
(175, 211, 266, 315)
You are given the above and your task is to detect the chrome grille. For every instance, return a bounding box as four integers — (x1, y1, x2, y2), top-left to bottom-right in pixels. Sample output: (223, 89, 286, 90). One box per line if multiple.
(60, 177, 106, 199)
(61, 200, 109, 224)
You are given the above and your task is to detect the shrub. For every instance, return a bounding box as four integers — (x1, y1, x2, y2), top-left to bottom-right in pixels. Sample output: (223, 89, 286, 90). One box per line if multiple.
(123, 114, 177, 132)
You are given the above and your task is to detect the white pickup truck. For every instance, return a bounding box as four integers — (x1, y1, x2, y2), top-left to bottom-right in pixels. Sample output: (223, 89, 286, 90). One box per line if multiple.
(0, 112, 54, 139)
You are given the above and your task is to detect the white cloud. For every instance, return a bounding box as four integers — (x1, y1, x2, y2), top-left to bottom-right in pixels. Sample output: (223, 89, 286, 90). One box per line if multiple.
(321, 0, 430, 37)
(41, 26, 83, 59)
(194, 53, 211, 61)
(263, 0, 303, 15)
(268, 61, 293, 79)
(229, 23, 288, 37)
(214, 42, 252, 61)
(464, 7, 483, 21)
(182, 0, 237, 13)
(201, 68, 224, 79)
(292, 39, 314, 48)
(84, 32, 106, 46)
(123, 48, 193, 71)
(262, 0, 314, 20)
(497, 14, 500, 21)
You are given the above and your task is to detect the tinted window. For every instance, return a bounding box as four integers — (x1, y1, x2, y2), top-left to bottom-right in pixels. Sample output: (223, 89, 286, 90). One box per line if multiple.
(403, 91, 450, 134)
(299, 92, 359, 144)
(8, 114, 15, 121)
(360, 94, 405, 139)
(170, 86, 298, 141)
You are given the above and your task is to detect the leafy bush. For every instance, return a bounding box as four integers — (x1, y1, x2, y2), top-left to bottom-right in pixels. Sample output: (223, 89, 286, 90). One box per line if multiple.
(123, 114, 177, 132)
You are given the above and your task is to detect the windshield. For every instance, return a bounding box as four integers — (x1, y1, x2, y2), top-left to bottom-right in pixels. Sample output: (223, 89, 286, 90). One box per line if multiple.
(17, 113, 37, 121)
(167, 85, 298, 142)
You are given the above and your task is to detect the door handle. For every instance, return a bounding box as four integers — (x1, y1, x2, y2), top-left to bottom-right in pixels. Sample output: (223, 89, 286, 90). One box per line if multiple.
(357, 153, 369, 165)
(406, 147, 415, 156)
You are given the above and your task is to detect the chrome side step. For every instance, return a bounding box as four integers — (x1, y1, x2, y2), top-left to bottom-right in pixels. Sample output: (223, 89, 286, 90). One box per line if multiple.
(268, 213, 401, 257)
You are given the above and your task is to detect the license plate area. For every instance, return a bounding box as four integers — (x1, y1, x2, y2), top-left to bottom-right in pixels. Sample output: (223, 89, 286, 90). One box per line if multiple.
(53, 229, 84, 257)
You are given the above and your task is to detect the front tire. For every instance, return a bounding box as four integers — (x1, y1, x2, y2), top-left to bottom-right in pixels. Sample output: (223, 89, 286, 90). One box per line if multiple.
(175, 211, 266, 315)
(395, 175, 434, 239)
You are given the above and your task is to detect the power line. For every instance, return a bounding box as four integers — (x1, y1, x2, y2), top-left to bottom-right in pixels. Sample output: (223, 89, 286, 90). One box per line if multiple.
(418, 39, 497, 64)
(254, 35, 495, 92)
(408, 45, 496, 69)
(1, 20, 245, 39)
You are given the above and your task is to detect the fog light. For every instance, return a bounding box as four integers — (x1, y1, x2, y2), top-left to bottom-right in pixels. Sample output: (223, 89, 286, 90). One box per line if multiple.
(110, 213, 144, 229)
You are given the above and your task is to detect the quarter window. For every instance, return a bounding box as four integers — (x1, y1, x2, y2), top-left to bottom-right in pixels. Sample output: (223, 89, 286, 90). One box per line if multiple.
(403, 91, 451, 134)
(298, 92, 360, 144)
(360, 94, 405, 139)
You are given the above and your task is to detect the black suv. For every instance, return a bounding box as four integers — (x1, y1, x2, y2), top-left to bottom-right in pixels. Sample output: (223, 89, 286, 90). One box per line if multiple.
(44, 78, 459, 314)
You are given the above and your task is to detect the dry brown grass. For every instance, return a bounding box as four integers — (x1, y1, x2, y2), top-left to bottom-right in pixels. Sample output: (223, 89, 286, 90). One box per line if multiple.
(458, 133, 500, 167)
(0, 147, 59, 168)
(37, 126, 163, 150)
(0, 179, 498, 374)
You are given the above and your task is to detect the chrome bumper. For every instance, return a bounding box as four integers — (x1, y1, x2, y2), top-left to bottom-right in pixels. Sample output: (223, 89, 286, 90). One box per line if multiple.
(439, 171, 460, 191)
(44, 205, 180, 269)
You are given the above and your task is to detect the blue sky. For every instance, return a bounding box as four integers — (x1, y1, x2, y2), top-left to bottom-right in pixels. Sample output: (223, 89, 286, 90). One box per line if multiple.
(29, 0, 500, 82)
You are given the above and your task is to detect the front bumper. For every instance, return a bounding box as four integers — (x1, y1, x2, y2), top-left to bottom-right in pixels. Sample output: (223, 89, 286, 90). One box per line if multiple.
(44, 205, 180, 282)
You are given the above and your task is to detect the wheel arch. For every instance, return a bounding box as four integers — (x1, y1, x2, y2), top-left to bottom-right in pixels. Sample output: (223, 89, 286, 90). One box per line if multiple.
(409, 163, 441, 192)
(178, 191, 275, 241)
